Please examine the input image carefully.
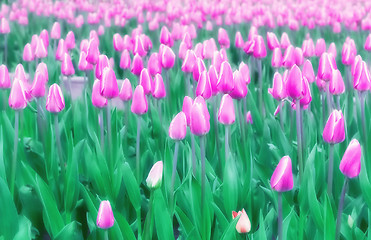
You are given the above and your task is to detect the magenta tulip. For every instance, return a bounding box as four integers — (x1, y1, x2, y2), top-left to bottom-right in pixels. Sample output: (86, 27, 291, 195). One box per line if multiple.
(131, 85, 148, 115)
(169, 112, 187, 140)
(92, 80, 108, 108)
(46, 84, 65, 113)
(119, 79, 133, 102)
(96, 200, 114, 229)
(323, 110, 345, 144)
(340, 139, 361, 178)
(270, 156, 294, 192)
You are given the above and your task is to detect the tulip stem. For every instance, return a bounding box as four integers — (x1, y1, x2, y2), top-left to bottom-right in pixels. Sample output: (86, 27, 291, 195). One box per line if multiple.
(360, 92, 367, 145)
(67, 76, 72, 96)
(4, 34, 7, 64)
(326, 82, 333, 115)
(185, 73, 191, 97)
(36, 98, 45, 142)
(212, 98, 221, 167)
(137, 208, 142, 240)
(10, 111, 19, 197)
(144, 191, 154, 240)
(106, 102, 112, 172)
(327, 144, 334, 196)
(321, 92, 326, 129)
(257, 59, 264, 117)
(200, 135, 206, 208)
(296, 101, 303, 183)
(54, 114, 65, 177)
(280, 101, 284, 130)
(104, 230, 109, 240)
(336, 95, 340, 110)
(170, 141, 179, 212)
(238, 100, 245, 140)
(136, 116, 141, 182)
(190, 133, 196, 176)
(278, 192, 283, 240)
(99, 109, 104, 151)
(335, 178, 348, 239)
(225, 125, 230, 161)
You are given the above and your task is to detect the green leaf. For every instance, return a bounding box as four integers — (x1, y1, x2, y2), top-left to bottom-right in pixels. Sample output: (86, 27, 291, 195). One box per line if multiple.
(55, 221, 83, 240)
(154, 190, 174, 240)
(121, 163, 141, 211)
(0, 177, 18, 240)
(256, 210, 267, 240)
(324, 194, 335, 239)
(220, 215, 239, 240)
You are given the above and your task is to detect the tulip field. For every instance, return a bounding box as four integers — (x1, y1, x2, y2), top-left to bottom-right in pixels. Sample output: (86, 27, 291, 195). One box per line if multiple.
(2, 0, 371, 239)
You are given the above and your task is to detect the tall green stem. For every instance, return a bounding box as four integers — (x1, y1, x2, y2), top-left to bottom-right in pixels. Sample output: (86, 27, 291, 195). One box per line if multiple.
(144, 191, 154, 240)
(106, 102, 112, 172)
(336, 178, 348, 239)
(10, 111, 19, 196)
(212, 98, 221, 166)
(137, 208, 142, 240)
(360, 92, 367, 145)
(257, 59, 264, 117)
(136, 116, 141, 182)
(225, 125, 230, 161)
(4, 34, 7, 64)
(278, 192, 283, 240)
(55, 114, 65, 176)
(296, 102, 303, 183)
(327, 144, 334, 196)
(190, 133, 196, 176)
(200, 135, 206, 208)
(99, 109, 104, 151)
(280, 101, 284, 130)
(170, 141, 179, 212)
(326, 82, 332, 115)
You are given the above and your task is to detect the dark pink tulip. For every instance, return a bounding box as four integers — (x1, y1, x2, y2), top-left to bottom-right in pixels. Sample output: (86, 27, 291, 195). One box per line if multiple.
(46, 84, 65, 113)
(113, 33, 124, 52)
(119, 79, 133, 102)
(131, 85, 148, 115)
(351, 55, 362, 77)
(270, 156, 294, 192)
(92, 80, 107, 108)
(282, 45, 295, 69)
(212, 51, 223, 73)
(100, 67, 119, 99)
(246, 111, 253, 124)
(160, 26, 172, 46)
(51, 22, 61, 39)
(169, 112, 187, 140)
(182, 50, 197, 73)
(86, 39, 100, 65)
(302, 59, 315, 83)
(268, 72, 286, 101)
(9, 78, 27, 110)
(203, 39, 217, 59)
(328, 42, 337, 59)
(23, 43, 34, 62)
(182, 96, 193, 126)
(178, 41, 188, 59)
(340, 139, 361, 178)
(39, 29, 49, 48)
(218, 94, 235, 125)
(230, 71, 247, 99)
(96, 201, 114, 229)
(122, 35, 133, 52)
(161, 45, 175, 69)
(353, 61, 371, 91)
(193, 57, 206, 82)
(243, 40, 255, 55)
(190, 96, 210, 136)
(253, 35, 267, 58)
(65, 31, 76, 50)
(30, 70, 46, 98)
(217, 61, 234, 93)
(239, 62, 250, 85)
(365, 34, 371, 51)
(35, 38, 48, 59)
(0, 65, 10, 89)
(15, 64, 27, 83)
(152, 74, 166, 99)
(133, 36, 147, 57)
(329, 69, 345, 95)
(302, 38, 315, 58)
(196, 71, 212, 100)
(218, 28, 230, 48)
(78, 51, 94, 71)
(299, 78, 312, 108)
(318, 53, 335, 81)
(61, 53, 75, 76)
(56, 39, 67, 62)
(286, 65, 304, 100)
(294, 47, 304, 66)
(96, 55, 110, 80)
(342, 42, 356, 66)
(316, 76, 326, 92)
(131, 54, 144, 76)
(323, 110, 345, 144)
(271, 47, 282, 69)
(235, 31, 244, 48)
(182, 32, 192, 49)
(267, 32, 280, 50)
(139, 68, 152, 95)
(208, 65, 219, 95)
(315, 38, 326, 57)
(147, 53, 161, 76)
(32, 35, 39, 51)
(280, 33, 291, 50)
(119, 50, 131, 70)
(247, 26, 258, 42)
(0, 17, 10, 34)
(80, 39, 89, 53)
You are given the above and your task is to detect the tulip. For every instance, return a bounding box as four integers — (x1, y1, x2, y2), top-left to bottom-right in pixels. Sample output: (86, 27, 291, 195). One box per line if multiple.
(218, 94, 235, 125)
(119, 79, 133, 102)
(315, 38, 326, 57)
(23, 43, 34, 62)
(61, 53, 75, 76)
(86, 39, 100, 65)
(120, 50, 131, 70)
(30, 70, 46, 98)
(100, 67, 119, 99)
(212, 51, 223, 73)
(286, 65, 304, 100)
(133, 36, 147, 57)
(239, 62, 250, 85)
(269, 72, 286, 101)
(160, 26, 172, 46)
(328, 42, 337, 59)
(78, 51, 94, 72)
(113, 33, 124, 52)
(138, 68, 152, 95)
(232, 209, 251, 234)
(0, 64, 10, 89)
(148, 52, 162, 76)
(1, 18, 9, 63)
(342, 42, 356, 66)
(196, 71, 212, 100)
(272, 48, 282, 69)
(302, 38, 315, 58)
(51, 22, 61, 40)
(302, 59, 315, 83)
(318, 52, 335, 81)
(55, 39, 67, 61)
(267, 32, 280, 50)
(246, 111, 253, 124)
(92, 80, 108, 108)
(182, 96, 193, 126)
(35, 38, 48, 59)
(182, 50, 197, 73)
(131, 53, 144, 76)
(230, 71, 247, 100)
(46, 84, 65, 113)
(329, 69, 345, 109)
(203, 39, 217, 60)
(282, 45, 295, 69)
(218, 28, 230, 48)
(280, 33, 291, 49)
(365, 34, 371, 51)
(235, 31, 244, 49)
(152, 74, 166, 99)
(294, 47, 304, 66)
(161, 45, 175, 69)
(353, 61, 371, 91)
(96, 200, 115, 229)
(217, 61, 234, 93)
(178, 41, 188, 59)
(146, 161, 163, 189)
(253, 35, 267, 59)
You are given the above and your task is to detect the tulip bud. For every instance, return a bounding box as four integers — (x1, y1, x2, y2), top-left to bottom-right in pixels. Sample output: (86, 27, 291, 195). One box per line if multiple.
(119, 50, 131, 70)
(235, 31, 244, 49)
(131, 53, 144, 76)
(232, 209, 251, 234)
(0, 65, 10, 89)
(340, 139, 361, 178)
(353, 61, 371, 91)
(212, 51, 223, 73)
(78, 51, 94, 71)
(218, 28, 230, 48)
(119, 79, 132, 102)
(46, 84, 65, 113)
(96, 200, 114, 229)
(178, 41, 188, 60)
(365, 34, 371, 51)
(239, 62, 250, 85)
(133, 36, 147, 57)
(323, 110, 345, 144)
(315, 38, 326, 57)
(113, 33, 124, 52)
(35, 38, 48, 59)
(294, 47, 304, 66)
(328, 42, 337, 59)
(182, 50, 197, 73)
(15, 64, 27, 83)
(65, 31, 76, 50)
(148, 52, 162, 76)
(286, 65, 304, 100)
(9, 78, 27, 110)
(299, 77, 312, 108)
(182, 96, 194, 126)
(302, 38, 315, 58)
(282, 45, 295, 69)
(230, 70, 247, 99)
(203, 39, 217, 60)
(253, 35, 267, 58)
(351, 55, 362, 77)
(39, 29, 49, 48)
(267, 32, 280, 50)
(160, 26, 172, 46)
(131, 85, 148, 115)
(196, 71, 212, 99)
(302, 59, 315, 83)
(161, 45, 176, 69)
(51, 22, 61, 39)
(329, 69, 345, 95)
(152, 74, 166, 99)
(217, 61, 234, 93)
(190, 97, 210, 136)
(92, 80, 107, 108)
(218, 94, 235, 125)
(208, 65, 219, 95)
(268, 72, 286, 101)
(192, 57, 206, 82)
(146, 161, 163, 189)
(270, 156, 294, 192)
(86, 39, 100, 65)
(139, 68, 152, 95)
(30, 70, 46, 98)
(246, 111, 253, 124)
(272, 48, 282, 69)
(56, 39, 67, 62)
(100, 67, 119, 99)
(169, 112, 187, 140)
(342, 42, 356, 66)
(280, 33, 291, 49)
(23, 43, 34, 62)
(61, 53, 75, 76)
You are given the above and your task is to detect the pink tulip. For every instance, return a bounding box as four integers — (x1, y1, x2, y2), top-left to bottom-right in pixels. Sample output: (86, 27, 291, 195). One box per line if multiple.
(365, 34, 371, 51)
(86, 39, 100, 65)
(302, 59, 315, 83)
(315, 38, 326, 57)
(139, 68, 152, 95)
(182, 50, 197, 73)
(148, 52, 162, 76)
(340, 139, 361, 178)
(351, 55, 362, 77)
(270, 156, 294, 192)
(218, 94, 235, 125)
(302, 38, 315, 58)
(133, 36, 147, 57)
(152, 74, 166, 99)
(113, 33, 124, 52)
(318, 53, 335, 81)
(119, 79, 133, 102)
(119, 50, 131, 70)
(30, 70, 46, 98)
(46, 84, 65, 113)
(208, 65, 219, 95)
(217, 61, 234, 93)
(92, 80, 107, 108)
(235, 31, 244, 48)
(267, 32, 280, 50)
(9, 78, 27, 110)
(294, 47, 304, 66)
(51, 22, 61, 39)
(23, 43, 34, 62)
(96, 200, 114, 229)
(342, 42, 356, 66)
(272, 48, 282, 69)
(161, 45, 176, 69)
(78, 51, 94, 71)
(193, 57, 206, 82)
(253, 35, 267, 58)
(328, 42, 337, 59)
(131, 85, 148, 115)
(39, 29, 49, 48)
(299, 77, 312, 108)
(246, 111, 253, 124)
(280, 33, 291, 49)
(286, 65, 305, 100)
(282, 45, 295, 69)
(0, 17, 10, 34)
(232, 209, 251, 234)
(146, 161, 163, 189)
(100, 67, 119, 99)
(196, 71, 212, 99)
(239, 62, 250, 85)
(353, 61, 371, 91)
(65, 31, 75, 50)
(169, 112, 187, 140)
(329, 69, 345, 95)
(182, 32, 192, 49)
(15, 64, 27, 83)
(212, 51, 223, 73)
(0, 65, 10, 89)
(96, 55, 111, 80)
(35, 38, 47, 59)
(269, 72, 286, 101)
(160, 26, 172, 46)
(203, 39, 217, 59)
(190, 96, 210, 136)
(218, 28, 230, 48)
(182, 96, 194, 126)
(55, 39, 67, 62)
(178, 41, 188, 60)
(323, 110, 345, 144)
(61, 53, 75, 76)
(230, 71, 247, 99)
(131, 53, 144, 76)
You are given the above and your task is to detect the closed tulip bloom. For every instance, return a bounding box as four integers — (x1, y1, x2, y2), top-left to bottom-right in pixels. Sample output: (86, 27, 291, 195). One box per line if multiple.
(270, 156, 294, 192)
(235, 31, 244, 48)
(218, 28, 230, 48)
(267, 32, 280, 50)
(0, 65, 10, 89)
(100, 67, 119, 99)
(239, 62, 250, 84)
(23, 43, 34, 62)
(65, 31, 75, 50)
(9, 78, 27, 110)
(131, 85, 148, 115)
(318, 53, 334, 81)
(217, 61, 234, 93)
(55, 39, 66, 61)
(182, 32, 192, 49)
(272, 47, 282, 68)
(353, 61, 371, 91)
(146, 161, 163, 189)
(39, 29, 49, 48)
(169, 112, 187, 140)
(131, 53, 144, 76)
(133, 36, 147, 57)
(78, 51, 94, 71)
(342, 42, 356, 66)
(182, 96, 194, 126)
(86, 39, 100, 65)
(122, 35, 133, 52)
(119, 50, 131, 70)
(299, 78, 312, 108)
(30, 70, 46, 98)
(92, 80, 107, 108)
(95, 55, 110, 80)
(280, 33, 291, 49)
(218, 94, 235, 125)
(46, 84, 65, 113)
(302, 38, 315, 58)
(329, 69, 345, 95)
(51, 22, 61, 39)
(182, 50, 197, 73)
(190, 96, 210, 135)
(0, 17, 9, 34)
(282, 45, 295, 68)
(196, 71, 212, 99)
(323, 110, 345, 144)
(230, 70, 247, 99)
(351, 55, 362, 77)
(328, 42, 337, 59)
(302, 59, 315, 83)
(253, 35, 267, 58)
(269, 72, 286, 100)
(193, 57, 206, 82)
(161, 45, 176, 69)
(294, 47, 304, 66)
(340, 139, 361, 178)
(61, 53, 75, 76)
(246, 111, 253, 124)
(119, 79, 132, 102)
(194, 43, 204, 59)
(35, 38, 48, 59)
(96, 201, 114, 229)
(15, 64, 27, 83)
(203, 39, 217, 59)
(160, 26, 172, 46)
(178, 41, 188, 59)
(139, 68, 152, 95)
(212, 51, 223, 73)
(315, 38, 326, 57)
(31, 35, 39, 53)
(286, 65, 304, 99)
(365, 34, 371, 51)
(152, 74, 166, 99)
(113, 33, 124, 52)
(232, 209, 251, 234)
(148, 52, 162, 76)
(208, 65, 219, 95)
